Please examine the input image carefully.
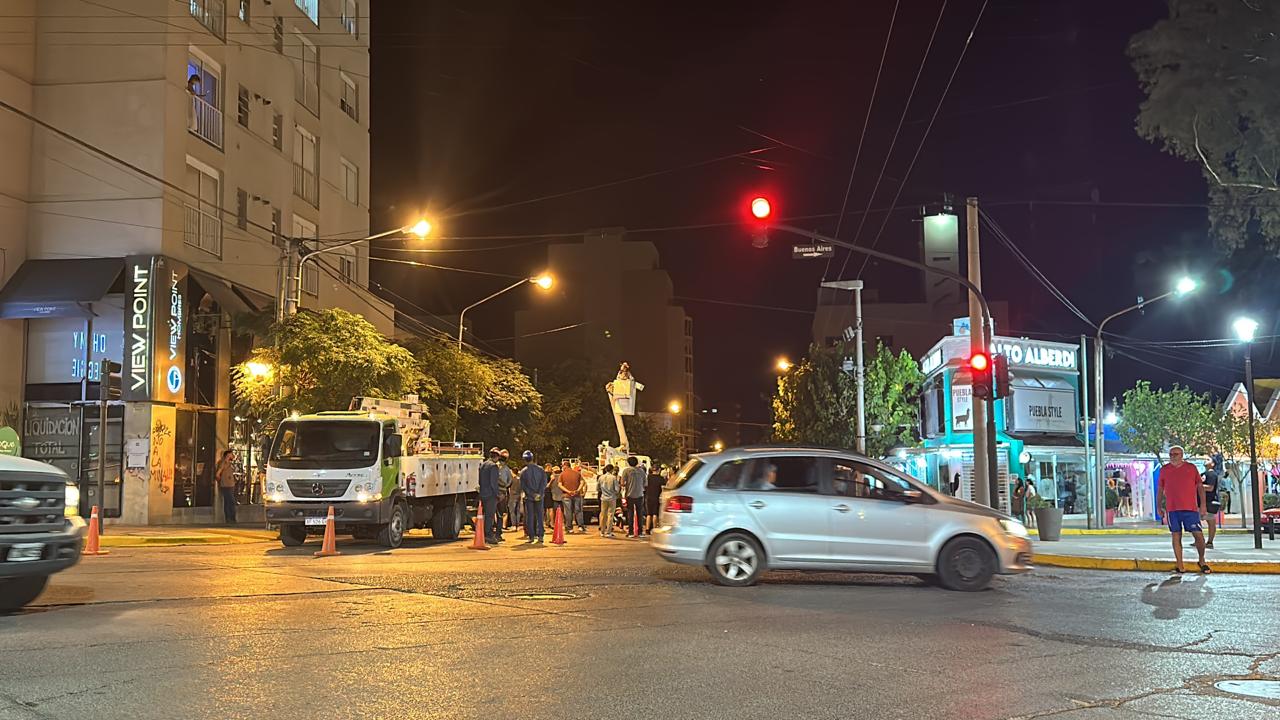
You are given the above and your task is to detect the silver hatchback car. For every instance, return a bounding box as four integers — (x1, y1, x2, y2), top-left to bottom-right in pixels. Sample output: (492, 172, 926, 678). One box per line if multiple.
(650, 446, 1033, 591)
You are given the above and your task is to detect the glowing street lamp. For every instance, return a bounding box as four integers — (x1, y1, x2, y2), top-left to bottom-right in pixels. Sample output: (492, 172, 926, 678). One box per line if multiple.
(712, 440, 724, 452)
(776, 357, 793, 373)
(244, 361, 273, 378)
(668, 400, 682, 415)
(1235, 315, 1263, 549)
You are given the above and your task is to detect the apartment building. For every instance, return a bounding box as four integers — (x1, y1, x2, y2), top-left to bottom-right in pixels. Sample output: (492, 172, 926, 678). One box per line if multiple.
(0, 0, 391, 524)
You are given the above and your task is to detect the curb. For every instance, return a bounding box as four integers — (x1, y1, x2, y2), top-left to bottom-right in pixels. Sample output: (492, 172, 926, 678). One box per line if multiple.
(1029, 528, 1253, 537)
(1034, 552, 1280, 574)
(98, 534, 275, 547)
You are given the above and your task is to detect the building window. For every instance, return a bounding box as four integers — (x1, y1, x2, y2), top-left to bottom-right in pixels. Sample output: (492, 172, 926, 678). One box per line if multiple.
(273, 16, 284, 52)
(236, 85, 249, 127)
(186, 53, 223, 149)
(339, 71, 358, 121)
(235, 188, 247, 230)
(237, 0, 250, 23)
(339, 254, 355, 283)
(272, 112, 283, 150)
(340, 0, 358, 36)
(270, 206, 281, 245)
(340, 157, 358, 204)
(293, 215, 319, 295)
(183, 160, 222, 256)
(295, 0, 318, 25)
(189, 0, 226, 39)
(293, 125, 318, 207)
(294, 34, 319, 116)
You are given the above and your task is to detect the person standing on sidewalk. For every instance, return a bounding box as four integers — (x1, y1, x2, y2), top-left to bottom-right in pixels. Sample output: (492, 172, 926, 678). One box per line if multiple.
(597, 464, 619, 537)
(216, 449, 238, 525)
(1011, 476, 1027, 524)
(519, 451, 547, 543)
(1158, 446, 1210, 574)
(645, 464, 665, 533)
(478, 447, 503, 544)
(498, 450, 519, 529)
(546, 464, 563, 527)
(621, 456, 646, 538)
(559, 460, 586, 533)
(1202, 458, 1222, 549)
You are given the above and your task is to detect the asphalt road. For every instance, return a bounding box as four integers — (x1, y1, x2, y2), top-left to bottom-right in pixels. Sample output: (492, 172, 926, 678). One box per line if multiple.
(2, 531, 1279, 720)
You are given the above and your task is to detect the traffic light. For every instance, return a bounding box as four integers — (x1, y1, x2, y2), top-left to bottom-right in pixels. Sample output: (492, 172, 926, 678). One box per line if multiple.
(992, 353, 1010, 399)
(969, 352, 992, 399)
(748, 195, 772, 248)
(99, 359, 122, 401)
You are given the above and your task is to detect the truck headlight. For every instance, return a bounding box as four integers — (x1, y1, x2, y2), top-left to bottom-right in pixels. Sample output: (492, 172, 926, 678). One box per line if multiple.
(999, 518, 1028, 538)
(65, 484, 81, 517)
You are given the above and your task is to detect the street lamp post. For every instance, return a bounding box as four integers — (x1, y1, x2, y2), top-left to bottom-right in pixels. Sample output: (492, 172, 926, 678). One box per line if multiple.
(452, 273, 555, 441)
(1093, 277, 1196, 528)
(284, 219, 432, 318)
(820, 279, 866, 454)
(668, 400, 684, 464)
(1234, 317, 1263, 549)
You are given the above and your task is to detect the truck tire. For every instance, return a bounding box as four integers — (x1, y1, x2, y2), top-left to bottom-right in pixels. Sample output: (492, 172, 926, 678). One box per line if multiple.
(430, 499, 462, 540)
(378, 502, 408, 549)
(279, 524, 307, 547)
(0, 576, 49, 612)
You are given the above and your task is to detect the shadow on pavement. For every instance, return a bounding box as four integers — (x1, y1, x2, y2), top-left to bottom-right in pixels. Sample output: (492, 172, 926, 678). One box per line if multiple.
(262, 535, 461, 557)
(1140, 574, 1213, 619)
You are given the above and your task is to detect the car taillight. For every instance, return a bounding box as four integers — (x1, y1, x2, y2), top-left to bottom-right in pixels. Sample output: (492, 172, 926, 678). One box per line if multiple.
(665, 495, 693, 513)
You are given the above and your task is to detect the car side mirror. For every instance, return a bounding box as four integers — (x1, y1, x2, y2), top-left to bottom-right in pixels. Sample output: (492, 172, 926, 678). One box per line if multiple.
(384, 434, 403, 459)
(901, 489, 924, 503)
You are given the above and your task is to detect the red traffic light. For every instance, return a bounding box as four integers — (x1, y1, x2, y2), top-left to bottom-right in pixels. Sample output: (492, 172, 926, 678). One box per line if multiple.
(750, 196, 772, 220)
(969, 353, 989, 372)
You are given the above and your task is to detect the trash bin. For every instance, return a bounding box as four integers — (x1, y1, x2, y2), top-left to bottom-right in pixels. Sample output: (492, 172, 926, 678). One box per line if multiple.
(1034, 506, 1064, 542)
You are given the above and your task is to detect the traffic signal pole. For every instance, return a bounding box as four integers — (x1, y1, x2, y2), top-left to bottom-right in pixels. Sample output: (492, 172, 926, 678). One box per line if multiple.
(966, 198, 992, 508)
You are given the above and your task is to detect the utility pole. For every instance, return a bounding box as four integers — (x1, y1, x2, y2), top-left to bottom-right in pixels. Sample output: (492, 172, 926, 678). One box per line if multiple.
(966, 197, 990, 507)
(1080, 335, 1092, 529)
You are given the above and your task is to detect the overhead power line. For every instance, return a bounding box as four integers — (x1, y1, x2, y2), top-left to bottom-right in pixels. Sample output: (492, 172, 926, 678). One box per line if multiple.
(822, 0, 901, 280)
(980, 208, 1096, 329)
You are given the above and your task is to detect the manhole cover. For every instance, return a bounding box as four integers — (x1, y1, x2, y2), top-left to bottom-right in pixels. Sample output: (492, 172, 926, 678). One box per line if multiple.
(1215, 680, 1280, 700)
(508, 592, 577, 600)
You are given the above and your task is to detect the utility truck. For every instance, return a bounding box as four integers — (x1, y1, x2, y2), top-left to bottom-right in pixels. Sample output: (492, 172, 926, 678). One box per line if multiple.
(264, 396, 481, 549)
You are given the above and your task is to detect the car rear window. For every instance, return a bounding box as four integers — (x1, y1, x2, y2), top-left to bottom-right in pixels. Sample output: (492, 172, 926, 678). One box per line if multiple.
(667, 459, 705, 490)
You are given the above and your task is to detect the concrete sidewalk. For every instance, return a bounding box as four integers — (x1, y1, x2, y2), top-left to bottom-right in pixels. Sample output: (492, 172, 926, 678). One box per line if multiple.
(94, 525, 277, 547)
(1033, 532, 1280, 573)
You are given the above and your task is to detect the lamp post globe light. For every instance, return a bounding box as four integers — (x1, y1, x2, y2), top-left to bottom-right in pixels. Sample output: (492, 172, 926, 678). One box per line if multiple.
(284, 217, 433, 318)
(1234, 316, 1264, 549)
(1092, 276, 1197, 528)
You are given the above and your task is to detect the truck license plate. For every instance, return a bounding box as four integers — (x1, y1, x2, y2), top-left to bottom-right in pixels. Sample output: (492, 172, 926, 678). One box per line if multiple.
(9, 543, 44, 562)
(304, 517, 328, 526)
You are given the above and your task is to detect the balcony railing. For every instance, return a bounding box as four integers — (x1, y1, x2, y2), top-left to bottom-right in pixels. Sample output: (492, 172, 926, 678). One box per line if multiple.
(293, 164, 318, 207)
(183, 204, 222, 256)
(189, 95, 223, 149)
(189, 0, 226, 40)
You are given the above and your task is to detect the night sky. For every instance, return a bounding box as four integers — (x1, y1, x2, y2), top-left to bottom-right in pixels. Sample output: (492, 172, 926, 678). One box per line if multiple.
(370, 0, 1280, 424)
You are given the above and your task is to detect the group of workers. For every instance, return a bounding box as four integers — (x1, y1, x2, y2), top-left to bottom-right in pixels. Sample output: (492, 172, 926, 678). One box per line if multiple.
(477, 448, 672, 544)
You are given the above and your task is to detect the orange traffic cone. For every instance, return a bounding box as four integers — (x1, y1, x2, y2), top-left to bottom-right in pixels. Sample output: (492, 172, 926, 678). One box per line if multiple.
(551, 505, 566, 545)
(632, 505, 640, 538)
(314, 506, 340, 556)
(469, 502, 489, 550)
(83, 505, 109, 556)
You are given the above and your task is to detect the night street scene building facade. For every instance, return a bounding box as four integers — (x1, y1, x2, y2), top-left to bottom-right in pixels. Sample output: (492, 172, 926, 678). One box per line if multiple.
(0, 0, 382, 525)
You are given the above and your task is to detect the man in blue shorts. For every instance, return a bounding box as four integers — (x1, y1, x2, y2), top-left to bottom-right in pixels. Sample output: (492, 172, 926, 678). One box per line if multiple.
(1157, 446, 1209, 574)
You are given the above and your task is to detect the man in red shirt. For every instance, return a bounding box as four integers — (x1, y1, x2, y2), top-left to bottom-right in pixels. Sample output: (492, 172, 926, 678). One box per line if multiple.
(1157, 446, 1209, 574)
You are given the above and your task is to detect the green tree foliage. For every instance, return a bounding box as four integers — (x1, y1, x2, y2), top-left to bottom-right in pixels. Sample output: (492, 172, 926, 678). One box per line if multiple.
(864, 343, 925, 458)
(234, 309, 424, 422)
(401, 339, 540, 450)
(1114, 381, 1215, 463)
(772, 342, 922, 456)
(626, 415, 682, 467)
(1130, 2, 1280, 252)
(529, 360, 616, 461)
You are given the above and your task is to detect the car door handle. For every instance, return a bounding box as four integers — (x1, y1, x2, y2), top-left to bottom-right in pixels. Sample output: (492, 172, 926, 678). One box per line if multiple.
(832, 504, 851, 513)
(748, 500, 766, 509)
